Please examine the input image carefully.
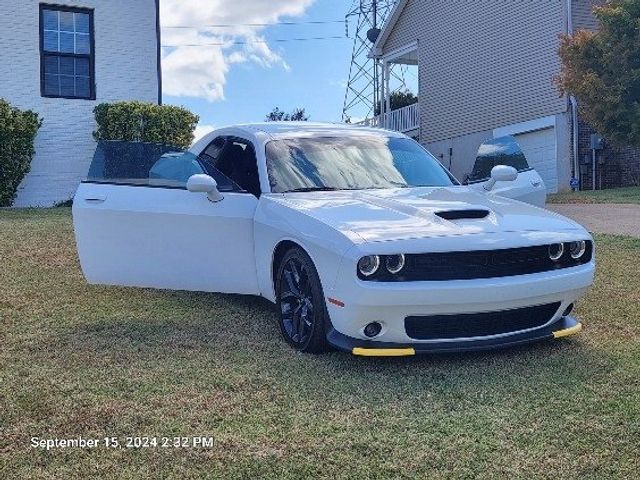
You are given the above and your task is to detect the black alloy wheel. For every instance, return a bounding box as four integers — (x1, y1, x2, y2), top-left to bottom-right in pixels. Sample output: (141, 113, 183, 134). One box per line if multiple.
(276, 247, 329, 353)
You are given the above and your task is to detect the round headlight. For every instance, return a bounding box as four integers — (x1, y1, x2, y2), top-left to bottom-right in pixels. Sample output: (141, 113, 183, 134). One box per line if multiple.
(358, 255, 380, 277)
(385, 254, 406, 274)
(549, 243, 564, 262)
(569, 241, 587, 260)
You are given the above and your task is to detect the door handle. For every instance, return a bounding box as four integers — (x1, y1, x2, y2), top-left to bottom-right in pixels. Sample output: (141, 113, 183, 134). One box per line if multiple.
(531, 180, 542, 187)
(83, 195, 107, 203)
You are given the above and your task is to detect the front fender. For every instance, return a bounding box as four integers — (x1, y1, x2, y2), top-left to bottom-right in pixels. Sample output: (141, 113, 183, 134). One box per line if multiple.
(253, 196, 358, 302)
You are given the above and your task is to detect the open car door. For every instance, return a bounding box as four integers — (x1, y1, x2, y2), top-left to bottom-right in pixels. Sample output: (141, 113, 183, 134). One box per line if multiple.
(72, 141, 260, 294)
(465, 136, 547, 207)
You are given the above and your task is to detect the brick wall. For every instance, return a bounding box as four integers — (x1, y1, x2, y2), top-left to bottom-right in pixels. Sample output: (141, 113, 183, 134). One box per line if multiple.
(576, 117, 640, 190)
(0, 0, 159, 206)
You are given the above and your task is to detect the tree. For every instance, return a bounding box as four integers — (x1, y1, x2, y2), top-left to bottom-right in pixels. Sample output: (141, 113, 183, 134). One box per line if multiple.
(557, 0, 640, 147)
(265, 107, 309, 122)
(375, 89, 418, 115)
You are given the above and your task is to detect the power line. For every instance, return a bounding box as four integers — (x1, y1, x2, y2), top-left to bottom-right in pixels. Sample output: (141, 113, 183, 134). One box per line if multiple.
(163, 19, 346, 29)
(162, 35, 349, 48)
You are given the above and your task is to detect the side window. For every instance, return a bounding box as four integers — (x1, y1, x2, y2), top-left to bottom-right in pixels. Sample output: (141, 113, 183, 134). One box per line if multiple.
(200, 137, 225, 163)
(149, 152, 204, 187)
(199, 137, 237, 192)
(86, 141, 202, 189)
(467, 136, 531, 183)
(199, 137, 261, 196)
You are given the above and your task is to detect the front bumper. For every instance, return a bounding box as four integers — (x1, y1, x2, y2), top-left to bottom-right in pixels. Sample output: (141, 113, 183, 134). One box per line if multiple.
(326, 261, 593, 344)
(328, 315, 583, 356)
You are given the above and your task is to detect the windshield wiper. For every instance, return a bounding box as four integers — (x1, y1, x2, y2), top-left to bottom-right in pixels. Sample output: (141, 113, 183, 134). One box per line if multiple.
(286, 187, 340, 192)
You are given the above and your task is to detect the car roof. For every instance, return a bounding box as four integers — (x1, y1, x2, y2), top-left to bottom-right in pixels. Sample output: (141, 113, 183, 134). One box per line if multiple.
(228, 122, 408, 140)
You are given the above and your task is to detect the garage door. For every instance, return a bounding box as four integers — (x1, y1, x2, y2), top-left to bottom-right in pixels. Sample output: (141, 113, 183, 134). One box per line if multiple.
(514, 127, 558, 193)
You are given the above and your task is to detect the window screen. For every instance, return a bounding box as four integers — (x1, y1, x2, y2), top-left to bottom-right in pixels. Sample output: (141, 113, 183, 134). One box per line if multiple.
(41, 5, 94, 99)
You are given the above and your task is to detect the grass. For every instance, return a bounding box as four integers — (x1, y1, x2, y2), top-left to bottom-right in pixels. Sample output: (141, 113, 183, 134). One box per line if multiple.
(1, 209, 639, 479)
(548, 186, 640, 205)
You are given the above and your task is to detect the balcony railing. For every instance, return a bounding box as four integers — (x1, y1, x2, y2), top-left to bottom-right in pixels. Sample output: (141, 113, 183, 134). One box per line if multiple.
(356, 103, 419, 133)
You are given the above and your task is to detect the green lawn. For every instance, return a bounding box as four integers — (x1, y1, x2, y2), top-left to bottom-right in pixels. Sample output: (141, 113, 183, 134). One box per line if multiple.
(1, 209, 639, 479)
(548, 186, 640, 205)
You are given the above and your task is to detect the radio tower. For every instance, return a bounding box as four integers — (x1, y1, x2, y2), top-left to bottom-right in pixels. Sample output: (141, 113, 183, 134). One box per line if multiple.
(342, 0, 400, 121)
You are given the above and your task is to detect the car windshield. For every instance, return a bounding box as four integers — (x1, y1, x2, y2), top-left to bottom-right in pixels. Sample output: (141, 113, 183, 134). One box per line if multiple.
(265, 136, 457, 193)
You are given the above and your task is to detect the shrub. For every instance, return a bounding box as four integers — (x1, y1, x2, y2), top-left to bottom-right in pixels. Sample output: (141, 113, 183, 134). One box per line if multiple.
(0, 99, 42, 207)
(93, 102, 199, 150)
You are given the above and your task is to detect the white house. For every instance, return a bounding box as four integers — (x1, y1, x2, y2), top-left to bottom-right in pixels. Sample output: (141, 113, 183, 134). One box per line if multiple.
(0, 0, 161, 206)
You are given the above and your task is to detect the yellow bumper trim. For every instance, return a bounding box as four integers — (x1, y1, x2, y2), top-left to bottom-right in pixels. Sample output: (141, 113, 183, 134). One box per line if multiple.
(352, 347, 416, 357)
(553, 322, 583, 339)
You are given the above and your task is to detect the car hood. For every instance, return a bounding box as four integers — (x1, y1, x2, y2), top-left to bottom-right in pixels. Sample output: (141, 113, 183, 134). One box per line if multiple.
(279, 187, 584, 243)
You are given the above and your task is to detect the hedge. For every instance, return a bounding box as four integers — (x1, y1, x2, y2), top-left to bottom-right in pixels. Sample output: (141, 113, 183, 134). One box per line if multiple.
(0, 99, 42, 207)
(93, 102, 199, 150)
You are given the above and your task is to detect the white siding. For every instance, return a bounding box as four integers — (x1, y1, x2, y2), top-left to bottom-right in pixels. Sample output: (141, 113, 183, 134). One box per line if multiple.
(0, 0, 159, 206)
(381, 0, 568, 144)
(572, 0, 602, 31)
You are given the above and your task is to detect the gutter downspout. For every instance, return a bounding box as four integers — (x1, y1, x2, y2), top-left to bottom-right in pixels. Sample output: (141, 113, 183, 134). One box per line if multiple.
(567, 0, 580, 189)
(570, 96, 579, 189)
(155, 0, 163, 105)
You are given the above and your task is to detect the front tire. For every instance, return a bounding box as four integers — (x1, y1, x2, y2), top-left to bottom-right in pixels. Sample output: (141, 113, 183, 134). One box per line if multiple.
(276, 247, 330, 353)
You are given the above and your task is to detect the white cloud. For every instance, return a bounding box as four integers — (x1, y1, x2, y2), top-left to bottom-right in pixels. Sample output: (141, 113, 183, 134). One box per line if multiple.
(163, 46, 228, 102)
(194, 123, 216, 141)
(160, 0, 315, 102)
(329, 78, 348, 89)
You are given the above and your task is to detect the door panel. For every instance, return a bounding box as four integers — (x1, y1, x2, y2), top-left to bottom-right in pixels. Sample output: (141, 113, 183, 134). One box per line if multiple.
(73, 182, 259, 294)
(514, 128, 558, 194)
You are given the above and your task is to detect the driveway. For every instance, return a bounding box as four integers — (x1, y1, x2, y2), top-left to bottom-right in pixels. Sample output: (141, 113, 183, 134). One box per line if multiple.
(547, 203, 640, 237)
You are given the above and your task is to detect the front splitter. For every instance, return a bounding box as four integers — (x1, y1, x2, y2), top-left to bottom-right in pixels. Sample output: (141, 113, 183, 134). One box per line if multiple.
(327, 316, 582, 357)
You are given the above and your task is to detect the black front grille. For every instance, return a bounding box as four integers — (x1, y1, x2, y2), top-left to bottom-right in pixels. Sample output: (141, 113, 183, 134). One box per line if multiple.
(405, 302, 561, 340)
(360, 242, 593, 282)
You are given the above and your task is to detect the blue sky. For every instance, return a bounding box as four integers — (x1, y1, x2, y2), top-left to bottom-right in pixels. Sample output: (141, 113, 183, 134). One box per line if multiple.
(160, 1, 359, 138)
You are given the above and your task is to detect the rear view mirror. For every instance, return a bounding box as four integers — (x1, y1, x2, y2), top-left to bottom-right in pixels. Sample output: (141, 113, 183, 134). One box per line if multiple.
(187, 174, 223, 202)
(484, 165, 518, 191)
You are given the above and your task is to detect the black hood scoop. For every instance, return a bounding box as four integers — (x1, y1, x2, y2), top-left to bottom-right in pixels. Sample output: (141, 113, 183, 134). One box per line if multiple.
(435, 209, 490, 221)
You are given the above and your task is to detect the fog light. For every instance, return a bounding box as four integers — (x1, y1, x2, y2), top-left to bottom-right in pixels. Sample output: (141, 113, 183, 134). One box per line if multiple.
(562, 304, 574, 317)
(358, 255, 380, 277)
(549, 243, 564, 261)
(385, 254, 406, 274)
(364, 322, 382, 338)
(569, 241, 586, 260)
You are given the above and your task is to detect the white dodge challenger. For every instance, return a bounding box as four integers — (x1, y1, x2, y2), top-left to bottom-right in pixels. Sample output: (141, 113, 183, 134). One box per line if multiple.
(73, 123, 594, 356)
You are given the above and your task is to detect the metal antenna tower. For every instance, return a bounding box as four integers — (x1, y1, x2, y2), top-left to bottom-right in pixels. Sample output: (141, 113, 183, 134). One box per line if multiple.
(342, 0, 401, 121)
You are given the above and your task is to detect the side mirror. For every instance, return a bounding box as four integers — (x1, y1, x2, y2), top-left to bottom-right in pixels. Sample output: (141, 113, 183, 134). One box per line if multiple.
(187, 174, 223, 202)
(483, 165, 518, 192)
